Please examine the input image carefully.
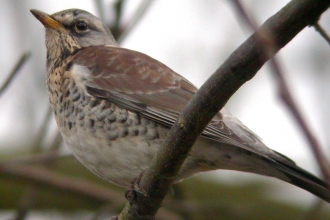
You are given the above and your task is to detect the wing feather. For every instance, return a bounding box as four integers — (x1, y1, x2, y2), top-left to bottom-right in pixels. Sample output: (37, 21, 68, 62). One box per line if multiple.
(71, 45, 294, 165)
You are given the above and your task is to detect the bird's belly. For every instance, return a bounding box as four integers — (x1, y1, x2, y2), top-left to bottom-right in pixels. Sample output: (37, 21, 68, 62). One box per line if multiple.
(62, 129, 158, 187)
(53, 94, 164, 187)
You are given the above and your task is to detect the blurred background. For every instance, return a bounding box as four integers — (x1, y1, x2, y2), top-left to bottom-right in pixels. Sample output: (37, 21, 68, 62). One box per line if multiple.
(1, 0, 330, 219)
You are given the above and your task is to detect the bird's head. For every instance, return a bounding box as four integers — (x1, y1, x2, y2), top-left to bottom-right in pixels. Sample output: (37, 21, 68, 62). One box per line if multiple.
(30, 9, 117, 70)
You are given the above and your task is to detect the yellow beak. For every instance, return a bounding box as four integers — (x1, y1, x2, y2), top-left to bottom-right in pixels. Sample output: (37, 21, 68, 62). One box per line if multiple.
(30, 9, 63, 30)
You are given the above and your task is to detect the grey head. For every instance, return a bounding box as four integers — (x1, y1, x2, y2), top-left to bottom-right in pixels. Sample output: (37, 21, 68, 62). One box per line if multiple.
(50, 9, 117, 48)
(30, 8, 117, 70)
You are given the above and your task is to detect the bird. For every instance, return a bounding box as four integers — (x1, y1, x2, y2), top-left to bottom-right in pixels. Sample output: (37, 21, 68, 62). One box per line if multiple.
(30, 8, 330, 202)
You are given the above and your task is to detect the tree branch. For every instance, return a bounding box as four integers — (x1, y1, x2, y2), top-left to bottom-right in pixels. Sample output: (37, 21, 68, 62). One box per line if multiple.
(0, 163, 122, 203)
(232, 0, 330, 188)
(0, 162, 196, 219)
(118, 0, 330, 219)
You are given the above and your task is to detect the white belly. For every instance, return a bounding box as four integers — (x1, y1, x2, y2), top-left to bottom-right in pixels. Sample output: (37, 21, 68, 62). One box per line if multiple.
(62, 127, 160, 187)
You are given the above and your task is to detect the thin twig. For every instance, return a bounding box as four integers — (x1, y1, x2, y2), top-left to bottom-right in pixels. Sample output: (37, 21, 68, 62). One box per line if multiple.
(50, 130, 63, 150)
(118, 0, 330, 219)
(0, 163, 122, 203)
(95, 0, 106, 23)
(314, 22, 330, 45)
(14, 188, 38, 220)
(14, 107, 59, 220)
(111, 0, 125, 40)
(0, 52, 31, 97)
(32, 107, 53, 152)
(0, 163, 186, 219)
(232, 0, 330, 188)
(3, 151, 67, 165)
(117, 0, 154, 44)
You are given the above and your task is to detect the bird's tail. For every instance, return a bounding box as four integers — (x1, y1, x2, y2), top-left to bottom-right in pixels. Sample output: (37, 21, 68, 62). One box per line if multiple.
(266, 157, 330, 203)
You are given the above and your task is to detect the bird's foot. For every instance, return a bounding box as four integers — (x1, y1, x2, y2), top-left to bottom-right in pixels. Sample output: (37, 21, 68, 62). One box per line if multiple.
(125, 170, 147, 204)
(123, 171, 155, 220)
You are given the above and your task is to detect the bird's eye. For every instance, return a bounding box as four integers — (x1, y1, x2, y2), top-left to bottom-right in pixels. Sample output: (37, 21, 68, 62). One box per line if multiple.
(75, 22, 88, 31)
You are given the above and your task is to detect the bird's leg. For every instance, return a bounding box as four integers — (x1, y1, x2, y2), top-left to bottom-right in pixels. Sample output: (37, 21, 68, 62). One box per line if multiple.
(122, 171, 155, 220)
(125, 170, 146, 204)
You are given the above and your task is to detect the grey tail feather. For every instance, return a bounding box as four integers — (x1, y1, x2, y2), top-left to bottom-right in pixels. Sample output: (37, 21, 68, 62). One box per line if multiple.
(267, 158, 330, 203)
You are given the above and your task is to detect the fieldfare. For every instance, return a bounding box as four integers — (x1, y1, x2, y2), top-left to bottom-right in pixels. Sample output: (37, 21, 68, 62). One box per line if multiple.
(30, 8, 330, 202)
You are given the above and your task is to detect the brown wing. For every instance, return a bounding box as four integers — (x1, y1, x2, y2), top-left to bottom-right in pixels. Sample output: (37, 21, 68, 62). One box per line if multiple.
(71, 46, 221, 126)
(70, 45, 294, 162)
(68, 46, 330, 201)
(72, 45, 196, 114)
